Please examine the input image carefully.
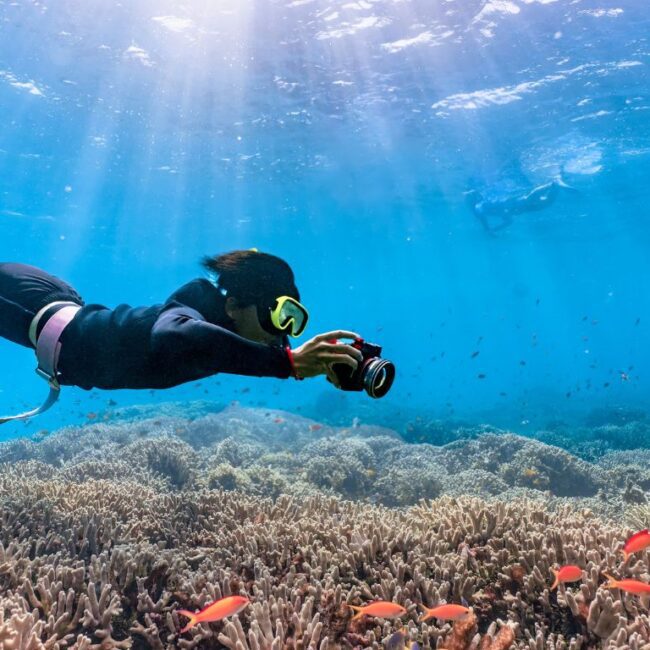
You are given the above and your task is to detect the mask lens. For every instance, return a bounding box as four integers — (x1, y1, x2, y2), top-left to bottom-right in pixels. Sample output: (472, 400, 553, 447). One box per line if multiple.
(274, 297, 308, 336)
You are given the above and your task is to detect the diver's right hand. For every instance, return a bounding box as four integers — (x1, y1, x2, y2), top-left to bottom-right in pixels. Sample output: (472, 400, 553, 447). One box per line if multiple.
(290, 330, 363, 380)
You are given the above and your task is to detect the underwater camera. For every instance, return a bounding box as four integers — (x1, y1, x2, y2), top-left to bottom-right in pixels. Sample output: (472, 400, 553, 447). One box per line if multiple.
(330, 337, 395, 398)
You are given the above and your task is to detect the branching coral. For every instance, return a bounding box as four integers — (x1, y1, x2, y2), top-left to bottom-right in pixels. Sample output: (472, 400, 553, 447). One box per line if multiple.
(0, 406, 649, 649)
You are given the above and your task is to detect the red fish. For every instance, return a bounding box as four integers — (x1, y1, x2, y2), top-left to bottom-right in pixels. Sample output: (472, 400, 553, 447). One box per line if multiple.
(602, 573, 650, 595)
(178, 595, 250, 633)
(551, 565, 583, 590)
(347, 601, 406, 621)
(309, 424, 323, 431)
(622, 529, 650, 562)
(419, 603, 471, 622)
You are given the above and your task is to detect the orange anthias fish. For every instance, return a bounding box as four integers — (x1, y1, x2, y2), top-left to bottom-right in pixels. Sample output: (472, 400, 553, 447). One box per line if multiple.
(178, 595, 250, 633)
(602, 573, 650, 595)
(418, 603, 471, 623)
(622, 529, 650, 562)
(551, 565, 583, 590)
(347, 601, 406, 621)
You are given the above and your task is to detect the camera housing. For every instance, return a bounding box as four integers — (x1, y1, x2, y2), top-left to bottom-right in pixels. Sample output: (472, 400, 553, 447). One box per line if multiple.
(330, 338, 395, 398)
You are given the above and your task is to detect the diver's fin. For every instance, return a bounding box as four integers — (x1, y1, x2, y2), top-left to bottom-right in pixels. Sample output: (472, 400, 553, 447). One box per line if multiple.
(555, 173, 578, 192)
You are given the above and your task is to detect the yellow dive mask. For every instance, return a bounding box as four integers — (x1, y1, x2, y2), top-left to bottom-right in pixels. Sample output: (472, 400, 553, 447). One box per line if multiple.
(268, 295, 309, 337)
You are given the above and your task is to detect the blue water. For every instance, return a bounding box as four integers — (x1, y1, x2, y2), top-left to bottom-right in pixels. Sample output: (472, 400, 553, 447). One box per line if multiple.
(1, 0, 649, 439)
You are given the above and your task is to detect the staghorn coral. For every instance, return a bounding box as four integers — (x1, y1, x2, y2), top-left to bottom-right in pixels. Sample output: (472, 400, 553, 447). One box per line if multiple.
(0, 464, 648, 649)
(372, 466, 443, 507)
(626, 504, 650, 530)
(301, 437, 377, 499)
(445, 470, 509, 499)
(209, 435, 266, 468)
(123, 437, 198, 489)
(204, 462, 254, 492)
(498, 441, 603, 497)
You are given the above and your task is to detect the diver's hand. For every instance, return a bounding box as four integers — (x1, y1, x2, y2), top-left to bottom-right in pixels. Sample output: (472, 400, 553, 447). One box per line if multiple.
(291, 330, 363, 381)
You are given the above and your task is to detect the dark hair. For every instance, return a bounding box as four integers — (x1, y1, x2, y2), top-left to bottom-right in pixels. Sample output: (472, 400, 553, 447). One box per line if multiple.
(201, 250, 300, 308)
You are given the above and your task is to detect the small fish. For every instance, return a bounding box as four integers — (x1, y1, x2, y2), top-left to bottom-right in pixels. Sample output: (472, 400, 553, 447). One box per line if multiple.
(620, 372, 629, 381)
(86, 412, 97, 420)
(635, 317, 640, 326)
(178, 595, 250, 633)
(602, 573, 650, 594)
(274, 417, 284, 424)
(499, 392, 507, 397)
(107, 399, 117, 407)
(477, 374, 486, 379)
(471, 351, 480, 358)
(519, 360, 526, 366)
(551, 565, 583, 590)
(603, 382, 610, 388)
(309, 424, 323, 432)
(347, 601, 406, 621)
(418, 603, 471, 623)
(622, 529, 650, 562)
(240, 387, 250, 393)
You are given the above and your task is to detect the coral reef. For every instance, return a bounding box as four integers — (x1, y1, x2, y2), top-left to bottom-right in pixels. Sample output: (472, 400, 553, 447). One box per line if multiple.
(0, 404, 649, 648)
(532, 412, 650, 462)
(2, 404, 649, 517)
(0, 476, 648, 648)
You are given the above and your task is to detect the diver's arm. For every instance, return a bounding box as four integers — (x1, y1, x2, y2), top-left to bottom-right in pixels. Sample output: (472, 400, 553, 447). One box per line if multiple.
(150, 305, 293, 379)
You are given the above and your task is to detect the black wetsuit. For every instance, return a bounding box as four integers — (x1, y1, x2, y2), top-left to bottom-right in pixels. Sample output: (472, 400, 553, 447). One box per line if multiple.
(0, 263, 293, 390)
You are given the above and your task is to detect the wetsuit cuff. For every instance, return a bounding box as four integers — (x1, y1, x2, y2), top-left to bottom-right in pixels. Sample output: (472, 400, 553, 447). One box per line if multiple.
(285, 345, 303, 380)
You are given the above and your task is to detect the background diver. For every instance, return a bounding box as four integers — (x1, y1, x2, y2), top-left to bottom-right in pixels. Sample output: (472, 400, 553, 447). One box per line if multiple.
(466, 177, 577, 235)
(0, 249, 379, 424)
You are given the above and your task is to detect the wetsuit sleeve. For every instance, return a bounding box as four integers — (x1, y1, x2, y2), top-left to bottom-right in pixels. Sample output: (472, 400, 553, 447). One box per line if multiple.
(150, 304, 293, 379)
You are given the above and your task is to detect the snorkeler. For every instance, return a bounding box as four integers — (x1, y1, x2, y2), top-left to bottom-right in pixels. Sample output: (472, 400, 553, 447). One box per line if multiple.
(467, 178, 574, 235)
(0, 250, 365, 424)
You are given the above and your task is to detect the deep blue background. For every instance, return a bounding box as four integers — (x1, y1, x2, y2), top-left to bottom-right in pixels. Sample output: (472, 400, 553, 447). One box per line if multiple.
(1, 0, 649, 439)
